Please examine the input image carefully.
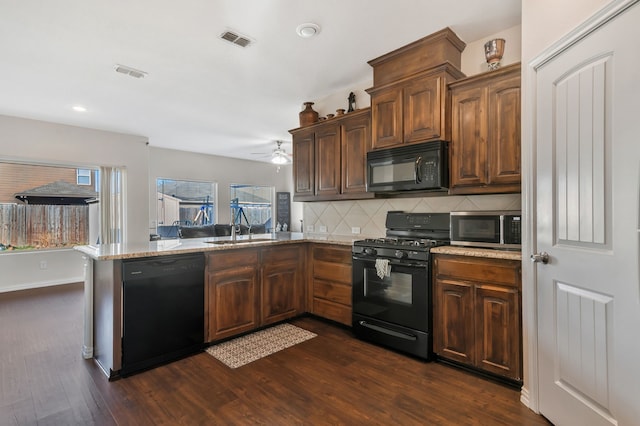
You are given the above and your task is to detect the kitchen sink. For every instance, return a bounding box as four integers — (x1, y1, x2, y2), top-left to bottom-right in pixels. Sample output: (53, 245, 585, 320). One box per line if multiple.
(204, 238, 274, 245)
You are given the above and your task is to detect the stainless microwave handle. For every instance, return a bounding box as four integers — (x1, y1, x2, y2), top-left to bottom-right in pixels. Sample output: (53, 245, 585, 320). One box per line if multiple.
(415, 156, 423, 183)
(499, 215, 505, 245)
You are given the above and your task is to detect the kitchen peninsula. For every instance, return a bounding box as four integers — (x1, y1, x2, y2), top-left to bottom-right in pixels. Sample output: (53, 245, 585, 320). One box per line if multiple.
(75, 233, 353, 379)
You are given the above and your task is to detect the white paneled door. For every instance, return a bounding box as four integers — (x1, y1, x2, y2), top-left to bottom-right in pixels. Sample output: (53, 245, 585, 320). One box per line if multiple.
(533, 1, 640, 425)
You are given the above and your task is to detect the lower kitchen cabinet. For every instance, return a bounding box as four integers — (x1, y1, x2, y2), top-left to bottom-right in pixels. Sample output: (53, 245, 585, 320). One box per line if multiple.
(261, 245, 305, 326)
(206, 249, 260, 342)
(206, 244, 305, 343)
(433, 254, 522, 383)
(310, 244, 352, 326)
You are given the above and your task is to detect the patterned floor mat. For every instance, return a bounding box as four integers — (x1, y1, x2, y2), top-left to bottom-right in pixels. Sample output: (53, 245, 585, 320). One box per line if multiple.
(206, 323, 317, 368)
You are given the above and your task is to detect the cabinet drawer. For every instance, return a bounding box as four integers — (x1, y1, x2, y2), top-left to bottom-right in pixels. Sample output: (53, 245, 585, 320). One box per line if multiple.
(313, 260, 351, 284)
(313, 298, 351, 326)
(434, 255, 521, 288)
(312, 245, 351, 263)
(313, 279, 351, 306)
(208, 248, 259, 269)
(262, 245, 301, 263)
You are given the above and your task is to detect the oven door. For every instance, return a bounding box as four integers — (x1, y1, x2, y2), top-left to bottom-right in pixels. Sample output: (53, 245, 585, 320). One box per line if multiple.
(351, 255, 430, 332)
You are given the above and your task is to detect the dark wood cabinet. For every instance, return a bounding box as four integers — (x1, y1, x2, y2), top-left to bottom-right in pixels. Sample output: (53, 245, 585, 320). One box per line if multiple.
(315, 124, 341, 197)
(449, 63, 521, 194)
(433, 253, 522, 383)
(206, 244, 305, 343)
(290, 108, 373, 201)
(369, 65, 464, 150)
(309, 244, 352, 326)
(206, 249, 260, 342)
(292, 128, 315, 198)
(341, 111, 371, 194)
(261, 245, 304, 326)
(369, 86, 402, 149)
(434, 279, 475, 365)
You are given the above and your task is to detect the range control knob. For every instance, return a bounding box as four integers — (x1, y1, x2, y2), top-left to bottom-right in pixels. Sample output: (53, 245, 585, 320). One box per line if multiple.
(395, 250, 407, 259)
(364, 248, 377, 256)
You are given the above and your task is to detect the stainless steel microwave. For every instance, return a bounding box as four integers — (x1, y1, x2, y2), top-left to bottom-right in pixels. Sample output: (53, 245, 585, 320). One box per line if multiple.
(450, 211, 522, 249)
(366, 141, 448, 193)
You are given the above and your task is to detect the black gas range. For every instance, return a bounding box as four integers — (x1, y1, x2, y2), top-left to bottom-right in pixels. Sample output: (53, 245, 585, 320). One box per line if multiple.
(353, 211, 450, 260)
(351, 211, 450, 360)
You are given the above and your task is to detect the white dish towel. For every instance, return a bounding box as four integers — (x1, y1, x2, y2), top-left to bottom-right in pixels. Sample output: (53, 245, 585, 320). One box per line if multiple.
(375, 258, 392, 279)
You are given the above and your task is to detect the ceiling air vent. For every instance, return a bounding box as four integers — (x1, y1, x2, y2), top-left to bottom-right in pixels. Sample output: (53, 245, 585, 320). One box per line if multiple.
(220, 30, 253, 48)
(114, 64, 147, 79)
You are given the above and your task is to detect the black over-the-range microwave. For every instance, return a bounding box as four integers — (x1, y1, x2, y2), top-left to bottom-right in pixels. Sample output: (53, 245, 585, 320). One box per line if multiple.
(450, 211, 522, 249)
(366, 140, 448, 193)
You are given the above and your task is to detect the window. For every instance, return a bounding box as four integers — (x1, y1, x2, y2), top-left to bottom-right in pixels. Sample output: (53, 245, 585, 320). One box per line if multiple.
(0, 162, 98, 251)
(156, 178, 216, 238)
(230, 184, 273, 232)
(77, 169, 92, 185)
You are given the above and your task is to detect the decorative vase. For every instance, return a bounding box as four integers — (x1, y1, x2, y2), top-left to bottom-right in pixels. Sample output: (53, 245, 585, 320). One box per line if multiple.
(336, 108, 345, 116)
(299, 102, 319, 126)
(484, 38, 505, 70)
(326, 113, 335, 119)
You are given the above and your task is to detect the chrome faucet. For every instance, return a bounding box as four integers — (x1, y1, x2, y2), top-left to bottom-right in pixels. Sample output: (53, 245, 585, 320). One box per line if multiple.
(230, 216, 237, 241)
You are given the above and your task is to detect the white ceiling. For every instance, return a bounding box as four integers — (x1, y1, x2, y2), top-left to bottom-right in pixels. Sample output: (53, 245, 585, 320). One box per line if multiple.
(0, 0, 521, 162)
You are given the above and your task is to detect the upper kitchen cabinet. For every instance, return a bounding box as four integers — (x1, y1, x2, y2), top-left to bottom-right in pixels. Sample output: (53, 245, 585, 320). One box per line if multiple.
(449, 63, 522, 194)
(290, 108, 373, 202)
(366, 28, 466, 150)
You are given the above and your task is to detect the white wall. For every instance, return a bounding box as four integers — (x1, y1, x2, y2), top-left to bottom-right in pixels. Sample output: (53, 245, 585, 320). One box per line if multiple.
(148, 147, 301, 232)
(0, 114, 149, 292)
(461, 25, 522, 75)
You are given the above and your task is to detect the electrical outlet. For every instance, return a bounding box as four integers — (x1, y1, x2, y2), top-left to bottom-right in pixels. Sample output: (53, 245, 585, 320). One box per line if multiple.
(319, 225, 327, 233)
(306, 225, 314, 232)
(39, 260, 47, 270)
(351, 227, 361, 234)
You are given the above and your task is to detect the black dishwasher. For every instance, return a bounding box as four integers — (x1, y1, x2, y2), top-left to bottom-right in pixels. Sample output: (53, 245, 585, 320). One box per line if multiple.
(121, 253, 205, 376)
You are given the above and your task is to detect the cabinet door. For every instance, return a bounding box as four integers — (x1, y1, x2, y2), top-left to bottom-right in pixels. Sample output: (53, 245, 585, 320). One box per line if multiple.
(433, 278, 475, 366)
(292, 129, 315, 199)
(315, 123, 341, 196)
(207, 266, 259, 342)
(487, 74, 521, 187)
(371, 87, 403, 149)
(341, 112, 371, 194)
(404, 74, 442, 143)
(261, 246, 303, 326)
(475, 284, 521, 381)
(450, 84, 489, 189)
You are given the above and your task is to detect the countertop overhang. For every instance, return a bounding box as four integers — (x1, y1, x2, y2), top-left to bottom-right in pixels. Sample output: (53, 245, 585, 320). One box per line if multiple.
(75, 233, 357, 260)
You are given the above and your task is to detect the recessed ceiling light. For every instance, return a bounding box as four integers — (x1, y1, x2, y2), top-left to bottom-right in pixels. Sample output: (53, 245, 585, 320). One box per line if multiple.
(296, 23, 320, 38)
(72, 105, 87, 112)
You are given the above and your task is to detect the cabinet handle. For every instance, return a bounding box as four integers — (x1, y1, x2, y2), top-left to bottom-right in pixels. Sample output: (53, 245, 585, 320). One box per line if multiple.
(415, 156, 423, 183)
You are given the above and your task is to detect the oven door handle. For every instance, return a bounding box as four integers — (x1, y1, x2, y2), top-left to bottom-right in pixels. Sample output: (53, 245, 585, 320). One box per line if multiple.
(358, 321, 418, 341)
(352, 255, 428, 268)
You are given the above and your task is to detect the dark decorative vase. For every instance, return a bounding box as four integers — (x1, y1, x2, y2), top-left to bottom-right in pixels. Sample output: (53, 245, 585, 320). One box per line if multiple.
(299, 102, 319, 126)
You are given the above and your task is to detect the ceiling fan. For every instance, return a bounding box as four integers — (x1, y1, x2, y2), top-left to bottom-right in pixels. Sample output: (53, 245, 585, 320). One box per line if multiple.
(252, 141, 291, 165)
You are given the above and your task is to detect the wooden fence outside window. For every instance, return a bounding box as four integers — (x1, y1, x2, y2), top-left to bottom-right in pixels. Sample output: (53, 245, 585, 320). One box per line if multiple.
(0, 204, 89, 248)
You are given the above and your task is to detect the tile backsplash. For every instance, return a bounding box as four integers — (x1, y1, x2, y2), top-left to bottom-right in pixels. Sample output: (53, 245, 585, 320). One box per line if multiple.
(303, 193, 521, 238)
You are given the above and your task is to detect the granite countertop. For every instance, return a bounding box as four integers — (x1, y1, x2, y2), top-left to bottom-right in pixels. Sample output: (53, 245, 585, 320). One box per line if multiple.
(75, 232, 357, 261)
(431, 245, 522, 261)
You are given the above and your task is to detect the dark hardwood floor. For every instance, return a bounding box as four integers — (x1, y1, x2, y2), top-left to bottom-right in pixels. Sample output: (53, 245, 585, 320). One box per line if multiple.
(0, 283, 551, 425)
